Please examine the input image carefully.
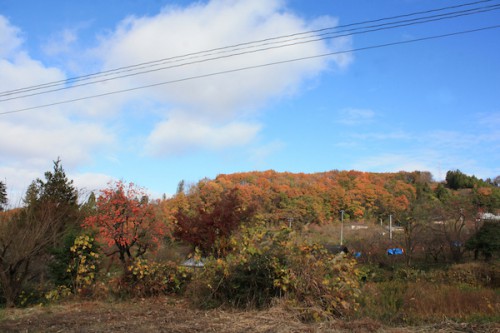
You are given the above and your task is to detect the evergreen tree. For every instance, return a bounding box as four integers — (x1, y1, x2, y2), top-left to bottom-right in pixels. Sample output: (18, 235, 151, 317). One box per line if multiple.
(23, 180, 41, 207)
(31, 158, 79, 225)
(434, 183, 451, 202)
(80, 192, 97, 215)
(466, 221, 500, 261)
(37, 158, 78, 206)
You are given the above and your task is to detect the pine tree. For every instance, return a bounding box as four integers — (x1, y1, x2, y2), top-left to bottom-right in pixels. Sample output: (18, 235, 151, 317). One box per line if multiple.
(38, 158, 78, 206)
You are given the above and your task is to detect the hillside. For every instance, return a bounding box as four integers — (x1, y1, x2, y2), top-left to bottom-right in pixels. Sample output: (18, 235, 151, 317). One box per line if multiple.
(166, 169, 499, 256)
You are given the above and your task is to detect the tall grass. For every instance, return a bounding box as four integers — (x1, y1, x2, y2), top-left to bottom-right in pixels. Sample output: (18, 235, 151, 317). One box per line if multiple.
(358, 264, 500, 324)
(405, 282, 499, 322)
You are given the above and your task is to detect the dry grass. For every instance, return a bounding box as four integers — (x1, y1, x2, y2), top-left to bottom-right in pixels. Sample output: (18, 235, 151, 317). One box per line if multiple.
(405, 282, 499, 321)
(359, 280, 500, 325)
(0, 297, 498, 333)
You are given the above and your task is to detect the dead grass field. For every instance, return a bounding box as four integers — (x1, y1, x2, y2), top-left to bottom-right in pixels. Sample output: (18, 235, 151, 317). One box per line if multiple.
(0, 297, 498, 333)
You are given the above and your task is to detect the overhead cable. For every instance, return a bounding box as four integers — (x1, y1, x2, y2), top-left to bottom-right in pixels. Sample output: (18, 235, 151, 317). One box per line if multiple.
(1, 2, 499, 103)
(0, 0, 497, 98)
(1, 24, 498, 116)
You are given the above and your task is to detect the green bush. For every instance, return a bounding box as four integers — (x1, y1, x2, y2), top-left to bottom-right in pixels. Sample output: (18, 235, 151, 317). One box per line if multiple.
(48, 230, 78, 288)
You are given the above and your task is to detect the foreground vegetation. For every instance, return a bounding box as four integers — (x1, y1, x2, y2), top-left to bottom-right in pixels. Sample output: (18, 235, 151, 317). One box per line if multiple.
(2, 297, 498, 333)
(1, 297, 498, 333)
(0, 160, 498, 329)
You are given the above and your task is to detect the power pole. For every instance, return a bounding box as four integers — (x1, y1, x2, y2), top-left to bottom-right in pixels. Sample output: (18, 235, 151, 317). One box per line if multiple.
(389, 214, 393, 240)
(340, 210, 344, 245)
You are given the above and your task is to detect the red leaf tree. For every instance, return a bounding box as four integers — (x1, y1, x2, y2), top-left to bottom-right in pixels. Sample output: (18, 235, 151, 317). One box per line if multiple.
(83, 181, 168, 265)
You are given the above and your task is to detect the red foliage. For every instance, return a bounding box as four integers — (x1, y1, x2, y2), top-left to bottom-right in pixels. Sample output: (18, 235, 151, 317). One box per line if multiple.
(83, 181, 168, 264)
(174, 186, 255, 256)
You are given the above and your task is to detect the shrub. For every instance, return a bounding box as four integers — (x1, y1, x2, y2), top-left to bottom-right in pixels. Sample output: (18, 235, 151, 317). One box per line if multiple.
(44, 285, 72, 303)
(188, 224, 360, 320)
(112, 259, 192, 298)
(48, 230, 78, 289)
(445, 262, 499, 288)
(67, 234, 101, 296)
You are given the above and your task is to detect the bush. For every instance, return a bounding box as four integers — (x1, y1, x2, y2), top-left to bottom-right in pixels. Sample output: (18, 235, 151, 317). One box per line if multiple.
(445, 262, 499, 288)
(188, 224, 360, 320)
(111, 259, 192, 298)
(67, 234, 101, 296)
(48, 230, 78, 289)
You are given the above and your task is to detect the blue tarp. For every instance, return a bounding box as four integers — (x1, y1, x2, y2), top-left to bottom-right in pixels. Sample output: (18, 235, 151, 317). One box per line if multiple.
(387, 248, 404, 255)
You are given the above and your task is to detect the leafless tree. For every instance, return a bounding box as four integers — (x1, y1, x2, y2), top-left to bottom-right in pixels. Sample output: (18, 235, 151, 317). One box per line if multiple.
(0, 203, 68, 307)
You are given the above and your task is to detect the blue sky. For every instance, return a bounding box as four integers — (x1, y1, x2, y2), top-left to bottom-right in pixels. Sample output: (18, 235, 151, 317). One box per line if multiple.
(0, 0, 499, 202)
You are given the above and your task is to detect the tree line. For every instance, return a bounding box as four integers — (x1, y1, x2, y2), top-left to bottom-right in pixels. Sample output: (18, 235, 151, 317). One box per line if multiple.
(0, 160, 498, 309)
(167, 169, 499, 259)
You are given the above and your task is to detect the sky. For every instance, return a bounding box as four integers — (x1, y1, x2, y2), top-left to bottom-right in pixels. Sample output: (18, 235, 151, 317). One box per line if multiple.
(0, 0, 499, 203)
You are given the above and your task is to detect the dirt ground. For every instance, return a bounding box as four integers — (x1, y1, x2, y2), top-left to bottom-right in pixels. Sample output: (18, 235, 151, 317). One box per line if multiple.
(0, 297, 498, 333)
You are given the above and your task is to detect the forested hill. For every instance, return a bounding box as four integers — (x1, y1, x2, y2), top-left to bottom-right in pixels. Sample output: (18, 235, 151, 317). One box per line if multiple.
(213, 170, 420, 223)
(168, 169, 499, 228)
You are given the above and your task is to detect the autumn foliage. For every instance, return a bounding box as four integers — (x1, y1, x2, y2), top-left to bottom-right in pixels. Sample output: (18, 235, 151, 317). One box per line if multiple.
(168, 170, 421, 254)
(83, 181, 169, 265)
(174, 183, 256, 255)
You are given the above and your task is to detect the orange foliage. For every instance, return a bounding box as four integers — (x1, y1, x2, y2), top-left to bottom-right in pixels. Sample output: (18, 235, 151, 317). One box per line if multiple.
(167, 170, 421, 231)
(83, 181, 170, 264)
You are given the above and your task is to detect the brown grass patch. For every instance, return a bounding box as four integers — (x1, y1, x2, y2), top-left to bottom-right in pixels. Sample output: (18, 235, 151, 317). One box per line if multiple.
(0, 297, 499, 333)
(405, 282, 499, 321)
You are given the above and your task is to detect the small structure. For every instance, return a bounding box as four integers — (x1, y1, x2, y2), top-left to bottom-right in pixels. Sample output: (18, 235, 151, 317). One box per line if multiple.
(181, 257, 205, 268)
(385, 225, 404, 232)
(481, 212, 500, 221)
(350, 224, 369, 230)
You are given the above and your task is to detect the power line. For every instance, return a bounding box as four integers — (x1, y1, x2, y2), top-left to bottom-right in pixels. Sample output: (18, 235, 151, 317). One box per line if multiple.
(0, 0, 497, 98)
(1, 3, 498, 103)
(1, 24, 498, 116)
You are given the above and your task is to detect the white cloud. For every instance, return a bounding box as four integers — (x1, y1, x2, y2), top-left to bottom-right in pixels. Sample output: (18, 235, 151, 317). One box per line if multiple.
(477, 111, 500, 128)
(0, 118, 114, 166)
(42, 28, 78, 56)
(351, 131, 410, 140)
(0, 15, 117, 198)
(337, 108, 375, 125)
(146, 112, 261, 156)
(249, 140, 285, 164)
(92, 0, 351, 154)
(0, 166, 41, 206)
(72, 172, 116, 195)
(0, 16, 22, 58)
(0, 1, 354, 200)
(353, 153, 437, 174)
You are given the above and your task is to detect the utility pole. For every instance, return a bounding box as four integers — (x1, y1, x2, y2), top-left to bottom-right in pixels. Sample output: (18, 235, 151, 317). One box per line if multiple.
(389, 214, 393, 240)
(340, 210, 344, 245)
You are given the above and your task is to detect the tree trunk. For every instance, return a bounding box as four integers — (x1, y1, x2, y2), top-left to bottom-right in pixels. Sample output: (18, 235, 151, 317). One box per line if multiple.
(0, 271, 21, 308)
